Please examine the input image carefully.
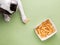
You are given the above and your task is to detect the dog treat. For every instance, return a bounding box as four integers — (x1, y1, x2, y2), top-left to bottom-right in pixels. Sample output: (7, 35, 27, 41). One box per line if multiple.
(35, 19, 57, 41)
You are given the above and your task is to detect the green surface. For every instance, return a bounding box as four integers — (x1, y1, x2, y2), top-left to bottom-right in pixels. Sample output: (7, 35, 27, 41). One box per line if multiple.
(0, 0, 60, 45)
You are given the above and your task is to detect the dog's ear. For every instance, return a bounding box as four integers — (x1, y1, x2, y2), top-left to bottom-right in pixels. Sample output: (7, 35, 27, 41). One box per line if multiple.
(10, 3, 17, 11)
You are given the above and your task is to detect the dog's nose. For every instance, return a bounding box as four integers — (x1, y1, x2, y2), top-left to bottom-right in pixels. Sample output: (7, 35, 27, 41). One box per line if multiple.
(10, 3, 17, 11)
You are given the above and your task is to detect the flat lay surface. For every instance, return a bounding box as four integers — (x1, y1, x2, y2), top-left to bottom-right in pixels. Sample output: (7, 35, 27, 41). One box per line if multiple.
(0, 0, 60, 45)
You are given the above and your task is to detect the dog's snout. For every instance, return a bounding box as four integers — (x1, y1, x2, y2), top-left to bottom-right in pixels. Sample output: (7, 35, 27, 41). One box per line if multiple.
(10, 4, 17, 11)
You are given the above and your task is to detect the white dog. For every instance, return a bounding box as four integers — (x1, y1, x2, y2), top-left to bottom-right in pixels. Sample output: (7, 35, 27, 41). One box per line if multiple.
(0, 0, 29, 23)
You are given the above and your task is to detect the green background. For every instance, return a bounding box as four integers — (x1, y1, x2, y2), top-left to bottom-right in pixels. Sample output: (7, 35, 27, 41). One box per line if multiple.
(0, 0, 60, 45)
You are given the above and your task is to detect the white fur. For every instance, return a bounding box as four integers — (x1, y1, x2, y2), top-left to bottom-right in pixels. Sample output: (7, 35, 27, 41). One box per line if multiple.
(4, 14, 11, 22)
(0, 0, 28, 23)
(17, 0, 28, 23)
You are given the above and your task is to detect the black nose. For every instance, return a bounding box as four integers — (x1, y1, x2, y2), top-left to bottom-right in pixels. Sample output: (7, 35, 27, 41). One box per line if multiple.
(10, 4, 17, 11)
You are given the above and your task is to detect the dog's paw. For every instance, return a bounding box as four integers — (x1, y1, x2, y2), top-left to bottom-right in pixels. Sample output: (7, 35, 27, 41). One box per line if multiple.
(4, 14, 11, 22)
(22, 18, 29, 24)
(4, 16, 11, 22)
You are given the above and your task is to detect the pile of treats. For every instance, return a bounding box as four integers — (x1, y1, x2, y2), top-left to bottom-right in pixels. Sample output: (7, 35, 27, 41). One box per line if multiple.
(35, 19, 57, 41)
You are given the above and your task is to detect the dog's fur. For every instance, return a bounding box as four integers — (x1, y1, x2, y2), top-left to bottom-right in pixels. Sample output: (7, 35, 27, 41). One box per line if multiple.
(0, 0, 28, 23)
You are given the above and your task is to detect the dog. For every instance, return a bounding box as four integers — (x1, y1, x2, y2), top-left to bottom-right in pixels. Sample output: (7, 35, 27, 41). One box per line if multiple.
(0, 0, 29, 23)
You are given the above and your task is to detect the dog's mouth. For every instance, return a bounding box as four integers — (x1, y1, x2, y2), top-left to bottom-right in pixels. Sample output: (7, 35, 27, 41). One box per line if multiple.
(0, 8, 11, 15)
